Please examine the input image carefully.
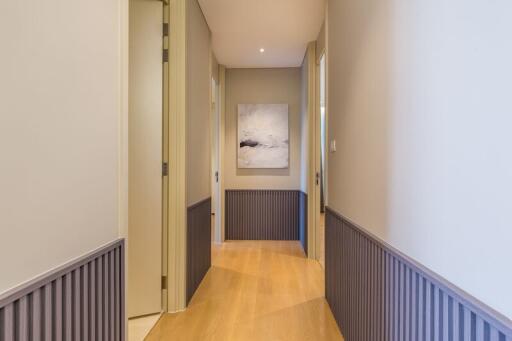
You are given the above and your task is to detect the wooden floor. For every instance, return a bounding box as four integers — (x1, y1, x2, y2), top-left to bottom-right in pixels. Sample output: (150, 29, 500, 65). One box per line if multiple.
(146, 241, 342, 341)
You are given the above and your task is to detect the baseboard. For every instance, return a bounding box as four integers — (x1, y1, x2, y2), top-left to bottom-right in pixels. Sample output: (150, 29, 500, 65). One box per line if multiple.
(325, 207, 512, 340)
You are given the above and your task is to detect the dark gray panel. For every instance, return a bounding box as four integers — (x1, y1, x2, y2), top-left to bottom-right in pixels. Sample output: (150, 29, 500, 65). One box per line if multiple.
(325, 207, 512, 341)
(225, 190, 300, 241)
(0, 239, 125, 341)
(187, 197, 212, 305)
(298, 191, 308, 255)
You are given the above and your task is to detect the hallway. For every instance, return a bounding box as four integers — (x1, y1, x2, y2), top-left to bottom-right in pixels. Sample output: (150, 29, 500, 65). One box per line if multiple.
(3, 0, 512, 340)
(146, 241, 342, 340)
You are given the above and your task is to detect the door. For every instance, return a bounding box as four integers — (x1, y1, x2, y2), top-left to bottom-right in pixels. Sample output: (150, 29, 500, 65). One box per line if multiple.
(315, 53, 327, 268)
(128, 0, 163, 318)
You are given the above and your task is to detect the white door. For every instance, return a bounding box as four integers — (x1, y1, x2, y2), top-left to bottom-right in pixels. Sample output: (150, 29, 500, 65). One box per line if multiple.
(315, 53, 327, 267)
(128, 0, 163, 318)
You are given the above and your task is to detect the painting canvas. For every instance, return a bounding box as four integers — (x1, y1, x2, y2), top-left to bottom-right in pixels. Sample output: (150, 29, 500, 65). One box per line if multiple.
(238, 104, 289, 169)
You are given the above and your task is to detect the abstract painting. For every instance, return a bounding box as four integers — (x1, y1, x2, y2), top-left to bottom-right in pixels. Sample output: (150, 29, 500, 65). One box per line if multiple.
(238, 104, 289, 168)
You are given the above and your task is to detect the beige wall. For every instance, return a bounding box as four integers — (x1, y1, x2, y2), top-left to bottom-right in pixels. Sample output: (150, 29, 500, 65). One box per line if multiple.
(327, 0, 512, 318)
(0, 0, 125, 293)
(299, 57, 310, 193)
(186, 0, 211, 206)
(225, 68, 302, 190)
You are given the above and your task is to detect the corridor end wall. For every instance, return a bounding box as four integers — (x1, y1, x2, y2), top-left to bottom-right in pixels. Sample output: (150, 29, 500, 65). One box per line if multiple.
(224, 68, 307, 244)
(224, 68, 302, 190)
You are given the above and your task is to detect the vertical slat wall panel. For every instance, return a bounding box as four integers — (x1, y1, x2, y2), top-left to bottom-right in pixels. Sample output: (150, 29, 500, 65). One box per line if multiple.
(187, 198, 212, 305)
(96, 257, 103, 341)
(114, 248, 120, 341)
(32, 289, 42, 341)
(64, 274, 72, 341)
(226, 190, 300, 241)
(4, 303, 15, 341)
(90, 260, 97, 341)
(55, 278, 62, 341)
(83, 263, 89, 341)
(0, 239, 125, 341)
(73, 270, 80, 341)
(44, 283, 52, 341)
(18, 296, 29, 341)
(109, 251, 115, 341)
(325, 208, 512, 341)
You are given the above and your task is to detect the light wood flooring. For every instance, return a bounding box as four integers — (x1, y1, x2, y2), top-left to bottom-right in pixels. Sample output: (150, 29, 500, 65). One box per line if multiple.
(146, 241, 342, 341)
(129, 314, 162, 341)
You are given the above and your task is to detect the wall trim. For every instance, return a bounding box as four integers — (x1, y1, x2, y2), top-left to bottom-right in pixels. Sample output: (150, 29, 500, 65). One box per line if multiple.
(167, 0, 187, 313)
(325, 207, 512, 340)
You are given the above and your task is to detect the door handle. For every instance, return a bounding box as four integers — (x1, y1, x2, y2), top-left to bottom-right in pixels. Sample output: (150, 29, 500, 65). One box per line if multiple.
(215, 171, 219, 183)
(316, 172, 320, 185)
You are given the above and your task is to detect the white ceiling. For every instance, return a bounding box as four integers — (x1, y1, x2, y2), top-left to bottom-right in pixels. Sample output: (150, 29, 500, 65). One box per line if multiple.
(198, 0, 325, 68)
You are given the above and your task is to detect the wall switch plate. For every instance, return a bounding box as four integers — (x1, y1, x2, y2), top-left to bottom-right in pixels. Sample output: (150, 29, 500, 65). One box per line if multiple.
(330, 139, 337, 152)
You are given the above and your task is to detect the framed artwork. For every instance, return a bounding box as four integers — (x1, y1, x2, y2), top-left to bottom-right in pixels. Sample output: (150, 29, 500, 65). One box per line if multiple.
(238, 104, 289, 169)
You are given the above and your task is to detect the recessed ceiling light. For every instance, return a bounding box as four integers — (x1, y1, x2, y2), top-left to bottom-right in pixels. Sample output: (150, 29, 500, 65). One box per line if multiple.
(259, 48, 265, 53)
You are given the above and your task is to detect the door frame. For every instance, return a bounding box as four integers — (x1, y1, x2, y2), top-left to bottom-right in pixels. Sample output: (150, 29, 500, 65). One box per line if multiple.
(306, 42, 317, 259)
(306, 41, 328, 263)
(165, 0, 187, 313)
(211, 75, 222, 244)
(219, 65, 226, 243)
(314, 50, 327, 265)
(161, 0, 170, 313)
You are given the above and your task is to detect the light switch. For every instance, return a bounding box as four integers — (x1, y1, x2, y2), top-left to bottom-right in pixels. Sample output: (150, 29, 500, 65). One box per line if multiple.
(330, 139, 337, 152)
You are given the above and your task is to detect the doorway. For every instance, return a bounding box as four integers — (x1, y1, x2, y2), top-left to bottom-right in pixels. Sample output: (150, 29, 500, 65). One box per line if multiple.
(127, 0, 165, 320)
(316, 52, 327, 268)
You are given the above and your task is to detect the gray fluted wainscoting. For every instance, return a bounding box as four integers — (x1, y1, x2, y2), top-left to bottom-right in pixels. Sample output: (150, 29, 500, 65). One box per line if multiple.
(325, 208, 512, 341)
(186, 197, 212, 305)
(225, 190, 303, 241)
(0, 239, 125, 341)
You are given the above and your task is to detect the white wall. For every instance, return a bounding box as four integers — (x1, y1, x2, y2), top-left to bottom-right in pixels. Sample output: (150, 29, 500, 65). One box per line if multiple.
(224, 68, 302, 190)
(0, 0, 125, 294)
(327, 0, 512, 319)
